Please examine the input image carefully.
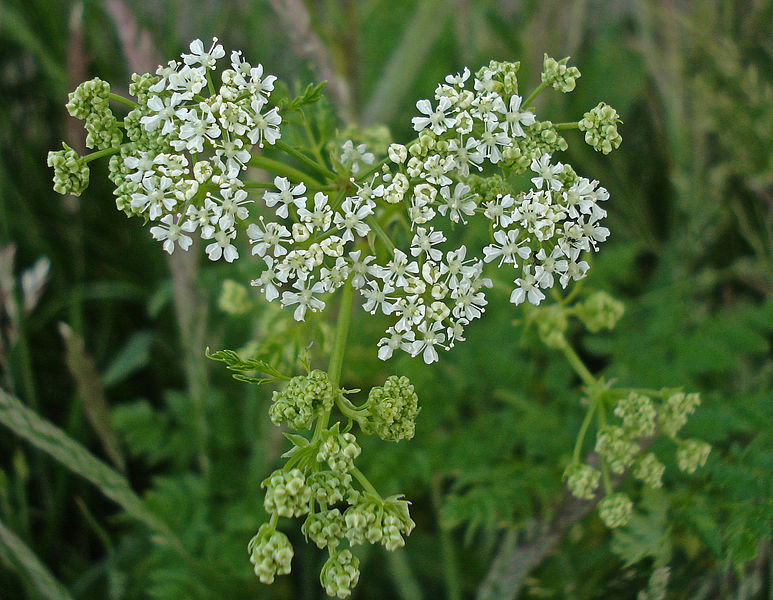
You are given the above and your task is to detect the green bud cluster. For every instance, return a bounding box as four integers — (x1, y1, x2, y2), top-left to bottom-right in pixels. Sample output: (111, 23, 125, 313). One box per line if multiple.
(66, 78, 122, 150)
(47, 143, 90, 196)
(107, 148, 139, 215)
(575, 291, 625, 332)
(677, 439, 711, 473)
(598, 492, 633, 528)
(541, 54, 581, 92)
(563, 463, 601, 500)
(502, 121, 568, 173)
(614, 393, 657, 438)
(476, 59, 521, 97)
(218, 280, 252, 315)
(364, 375, 420, 442)
(632, 452, 665, 488)
(534, 305, 568, 349)
(464, 174, 513, 204)
(595, 425, 640, 474)
(320, 549, 360, 599)
(317, 426, 361, 472)
(308, 470, 357, 505)
(578, 102, 622, 154)
(344, 495, 415, 551)
(302, 508, 344, 549)
(262, 469, 312, 518)
(659, 392, 701, 437)
(247, 523, 294, 584)
(270, 370, 336, 430)
(128, 72, 159, 104)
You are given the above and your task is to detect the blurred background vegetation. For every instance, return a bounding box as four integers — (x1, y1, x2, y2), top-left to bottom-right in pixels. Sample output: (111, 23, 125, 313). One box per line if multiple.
(1, 0, 772, 598)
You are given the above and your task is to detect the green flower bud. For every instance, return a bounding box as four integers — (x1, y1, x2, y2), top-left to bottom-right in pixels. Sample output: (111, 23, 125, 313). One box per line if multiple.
(262, 468, 312, 518)
(269, 370, 336, 430)
(302, 508, 344, 549)
(598, 493, 633, 529)
(47, 143, 90, 196)
(247, 523, 294, 584)
(534, 305, 568, 349)
(595, 426, 640, 474)
(576, 291, 624, 332)
(364, 375, 420, 442)
(316, 425, 361, 473)
(563, 463, 601, 500)
(84, 111, 123, 150)
(128, 72, 159, 104)
(614, 392, 657, 438)
(66, 78, 111, 120)
(578, 102, 622, 154)
(320, 549, 360, 599)
(632, 452, 665, 488)
(308, 470, 358, 506)
(218, 279, 252, 315)
(659, 392, 701, 437)
(541, 54, 581, 92)
(343, 495, 414, 551)
(677, 439, 711, 474)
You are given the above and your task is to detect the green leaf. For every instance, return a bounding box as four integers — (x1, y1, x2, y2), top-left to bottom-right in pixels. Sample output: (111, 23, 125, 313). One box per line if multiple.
(281, 81, 327, 113)
(611, 490, 672, 567)
(101, 331, 154, 388)
(0, 517, 75, 600)
(0, 388, 180, 551)
(206, 347, 288, 384)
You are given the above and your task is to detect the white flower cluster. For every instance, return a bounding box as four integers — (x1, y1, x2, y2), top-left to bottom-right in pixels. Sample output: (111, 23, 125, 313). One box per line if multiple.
(118, 38, 281, 261)
(248, 60, 611, 364)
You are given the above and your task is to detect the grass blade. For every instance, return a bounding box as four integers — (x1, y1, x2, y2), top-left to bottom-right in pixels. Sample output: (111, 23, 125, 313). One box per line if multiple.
(0, 516, 76, 600)
(0, 387, 180, 551)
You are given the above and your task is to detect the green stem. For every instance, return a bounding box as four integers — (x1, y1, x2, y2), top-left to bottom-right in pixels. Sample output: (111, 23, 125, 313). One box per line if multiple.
(351, 466, 381, 499)
(108, 92, 138, 109)
(558, 339, 596, 387)
(522, 81, 548, 109)
(432, 475, 461, 600)
(366, 215, 396, 253)
(554, 121, 581, 130)
(82, 143, 131, 163)
(248, 155, 324, 189)
(327, 282, 354, 389)
(572, 398, 598, 463)
(600, 459, 613, 495)
(275, 140, 336, 181)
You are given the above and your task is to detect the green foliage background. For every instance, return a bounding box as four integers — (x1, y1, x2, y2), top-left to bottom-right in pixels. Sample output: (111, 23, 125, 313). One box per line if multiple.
(1, 0, 772, 598)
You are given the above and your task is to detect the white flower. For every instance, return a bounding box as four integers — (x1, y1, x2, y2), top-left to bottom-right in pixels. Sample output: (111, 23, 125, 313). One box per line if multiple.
(298, 192, 333, 232)
(410, 227, 446, 262)
(412, 97, 456, 135)
(377, 327, 415, 361)
(499, 94, 535, 138)
(247, 104, 282, 147)
(348, 250, 377, 289)
(510, 267, 545, 306)
(140, 94, 183, 135)
(379, 249, 419, 288)
(217, 188, 252, 229)
(173, 104, 221, 153)
(150, 214, 195, 254)
(204, 227, 239, 263)
(483, 229, 531, 267)
(361, 280, 397, 315)
(182, 38, 225, 69)
(530, 154, 564, 191)
(438, 183, 477, 224)
(131, 176, 176, 220)
(247, 217, 291, 257)
(340, 140, 374, 174)
(334, 197, 372, 242)
(483, 194, 515, 229)
(250, 256, 286, 302)
(281, 278, 326, 321)
(263, 177, 306, 219)
(388, 144, 407, 164)
(476, 118, 510, 164)
(411, 320, 446, 364)
(445, 67, 470, 86)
